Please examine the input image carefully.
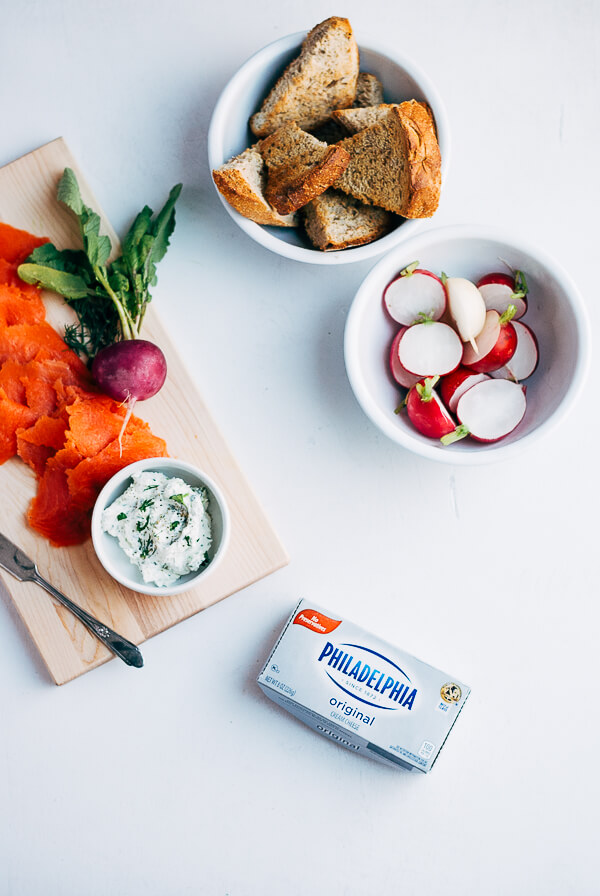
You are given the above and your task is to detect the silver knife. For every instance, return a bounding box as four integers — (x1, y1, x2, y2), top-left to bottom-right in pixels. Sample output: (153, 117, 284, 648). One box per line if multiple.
(0, 532, 143, 668)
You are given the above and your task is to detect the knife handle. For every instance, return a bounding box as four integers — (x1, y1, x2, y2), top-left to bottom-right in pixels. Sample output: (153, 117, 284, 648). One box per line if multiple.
(34, 573, 143, 668)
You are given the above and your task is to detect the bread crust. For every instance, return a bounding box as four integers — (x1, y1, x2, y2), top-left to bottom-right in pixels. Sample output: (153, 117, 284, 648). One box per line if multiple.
(265, 144, 350, 215)
(212, 149, 297, 226)
(396, 101, 441, 218)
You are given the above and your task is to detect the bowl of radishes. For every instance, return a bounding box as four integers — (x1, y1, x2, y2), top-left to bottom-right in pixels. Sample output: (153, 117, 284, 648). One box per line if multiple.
(344, 225, 591, 463)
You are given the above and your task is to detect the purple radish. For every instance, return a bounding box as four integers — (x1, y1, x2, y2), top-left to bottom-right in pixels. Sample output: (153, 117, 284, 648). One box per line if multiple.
(490, 321, 539, 382)
(398, 321, 463, 377)
(477, 271, 528, 319)
(383, 261, 446, 325)
(92, 339, 167, 449)
(389, 329, 422, 389)
(442, 379, 527, 444)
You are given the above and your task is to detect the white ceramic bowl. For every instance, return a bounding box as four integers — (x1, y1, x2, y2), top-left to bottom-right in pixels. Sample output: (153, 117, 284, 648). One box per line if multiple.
(91, 458, 230, 595)
(344, 225, 591, 464)
(207, 31, 450, 264)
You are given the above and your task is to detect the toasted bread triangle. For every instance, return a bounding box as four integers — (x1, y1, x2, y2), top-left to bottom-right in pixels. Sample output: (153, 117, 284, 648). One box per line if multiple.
(250, 17, 359, 137)
(335, 102, 441, 218)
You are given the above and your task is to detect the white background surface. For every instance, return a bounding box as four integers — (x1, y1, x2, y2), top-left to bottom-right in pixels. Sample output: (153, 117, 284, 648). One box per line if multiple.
(1, 2, 598, 894)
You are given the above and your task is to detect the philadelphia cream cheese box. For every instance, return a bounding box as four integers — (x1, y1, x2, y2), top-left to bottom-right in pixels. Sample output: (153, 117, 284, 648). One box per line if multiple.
(257, 599, 470, 772)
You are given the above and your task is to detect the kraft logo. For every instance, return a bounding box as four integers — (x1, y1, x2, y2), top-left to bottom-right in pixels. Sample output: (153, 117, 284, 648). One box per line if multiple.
(317, 641, 417, 711)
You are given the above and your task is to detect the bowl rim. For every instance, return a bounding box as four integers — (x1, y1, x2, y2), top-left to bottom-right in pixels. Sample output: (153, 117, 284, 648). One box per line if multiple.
(207, 30, 451, 265)
(91, 457, 231, 596)
(344, 223, 592, 465)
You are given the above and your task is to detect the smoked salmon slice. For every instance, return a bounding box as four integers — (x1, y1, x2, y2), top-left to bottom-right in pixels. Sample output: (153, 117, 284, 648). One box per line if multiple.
(0, 222, 169, 547)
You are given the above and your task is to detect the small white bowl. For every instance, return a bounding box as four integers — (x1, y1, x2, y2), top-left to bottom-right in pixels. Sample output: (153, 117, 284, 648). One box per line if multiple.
(91, 458, 230, 595)
(207, 31, 450, 264)
(344, 225, 591, 464)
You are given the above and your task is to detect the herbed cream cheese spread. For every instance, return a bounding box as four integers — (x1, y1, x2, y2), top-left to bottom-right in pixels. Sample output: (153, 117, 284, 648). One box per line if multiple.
(102, 471, 213, 587)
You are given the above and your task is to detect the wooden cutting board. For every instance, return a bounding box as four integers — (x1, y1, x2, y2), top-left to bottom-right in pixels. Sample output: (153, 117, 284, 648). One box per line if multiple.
(0, 138, 289, 684)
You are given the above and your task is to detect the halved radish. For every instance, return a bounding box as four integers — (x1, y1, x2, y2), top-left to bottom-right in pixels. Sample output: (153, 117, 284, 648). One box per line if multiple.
(389, 328, 422, 389)
(477, 270, 528, 319)
(398, 321, 463, 377)
(444, 276, 487, 354)
(383, 261, 446, 325)
(440, 367, 490, 414)
(406, 376, 456, 439)
(490, 321, 539, 382)
(442, 379, 527, 444)
(461, 307, 517, 373)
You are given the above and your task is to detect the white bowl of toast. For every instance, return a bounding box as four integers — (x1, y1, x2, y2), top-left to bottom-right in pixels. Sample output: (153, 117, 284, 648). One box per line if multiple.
(208, 17, 450, 264)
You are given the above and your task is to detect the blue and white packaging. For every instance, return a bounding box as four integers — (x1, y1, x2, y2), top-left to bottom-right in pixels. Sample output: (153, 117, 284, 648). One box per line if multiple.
(257, 599, 470, 772)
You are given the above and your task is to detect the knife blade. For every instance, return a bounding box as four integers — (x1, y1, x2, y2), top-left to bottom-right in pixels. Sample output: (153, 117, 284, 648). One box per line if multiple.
(0, 532, 143, 669)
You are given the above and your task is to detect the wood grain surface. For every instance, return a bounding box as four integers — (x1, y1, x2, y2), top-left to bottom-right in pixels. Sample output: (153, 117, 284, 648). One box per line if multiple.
(0, 138, 288, 685)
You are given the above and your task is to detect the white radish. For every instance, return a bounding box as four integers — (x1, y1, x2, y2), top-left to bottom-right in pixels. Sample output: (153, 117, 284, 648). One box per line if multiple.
(490, 321, 539, 382)
(444, 277, 487, 354)
(477, 270, 528, 319)
(478, 277, 527, 319)
(383, 262, 446, 325)
(398, 321, 463, 377)
(389, 329, 421, 389)
(442, 379, 527, 444)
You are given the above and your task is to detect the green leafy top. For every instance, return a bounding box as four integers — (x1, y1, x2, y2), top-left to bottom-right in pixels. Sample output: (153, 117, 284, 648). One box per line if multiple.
(17, 168, 182, 359)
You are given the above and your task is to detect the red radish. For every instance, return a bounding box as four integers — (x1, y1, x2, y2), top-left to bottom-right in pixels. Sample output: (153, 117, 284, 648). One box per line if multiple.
(442, 379, 526, 444)
(444, 276, 487, 354)
(92, 339, 168, 450)
(440, 367, 490, 414)
(461, 307, 517, 373)
(406, 376, 456, 439)
(398, 320, 463, 377)
(383, 261, 446, 325)
(477, 270, 528, 319)
(389, 329, 421, 389)
(490, 321, 539, 382)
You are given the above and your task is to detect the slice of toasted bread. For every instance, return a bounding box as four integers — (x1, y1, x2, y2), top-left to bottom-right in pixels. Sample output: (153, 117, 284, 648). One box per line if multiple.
(212, 147, 298, 226)
(333, 104, 398, 134)
(303, 189, 394, 251)
(259, 122, 350, 215)
(334, 101, 441, 218)
(354, 72, 384, 108)
(249, 17, 359, 137)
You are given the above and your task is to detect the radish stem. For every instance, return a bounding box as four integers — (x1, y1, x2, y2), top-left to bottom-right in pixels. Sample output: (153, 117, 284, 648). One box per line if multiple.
(441, 425, 470, 446)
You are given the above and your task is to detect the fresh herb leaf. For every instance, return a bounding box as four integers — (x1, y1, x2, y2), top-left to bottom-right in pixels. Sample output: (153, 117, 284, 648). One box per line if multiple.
(138, 498, 154, 512)
(17, 168, 182, 360)
(171, 493, 188, 505)
(56, 166, 84, 215)
(17, 263, 89, 299)
(117, 512, 127, 521)
(170, 521, 179, 530)
(138, 535, 155, 559)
